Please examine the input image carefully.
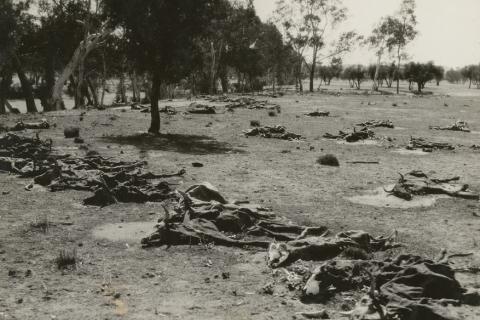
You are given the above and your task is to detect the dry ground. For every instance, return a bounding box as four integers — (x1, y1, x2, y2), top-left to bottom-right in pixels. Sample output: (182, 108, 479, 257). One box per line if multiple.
(1, 83, 480, 319)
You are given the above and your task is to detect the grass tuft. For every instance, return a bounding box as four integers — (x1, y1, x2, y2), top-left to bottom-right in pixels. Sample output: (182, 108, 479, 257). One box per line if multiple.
(55, 249, 77, 270)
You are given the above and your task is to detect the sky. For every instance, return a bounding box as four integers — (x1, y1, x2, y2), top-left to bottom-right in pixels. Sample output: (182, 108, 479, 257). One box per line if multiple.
(253, 0, 480, 69)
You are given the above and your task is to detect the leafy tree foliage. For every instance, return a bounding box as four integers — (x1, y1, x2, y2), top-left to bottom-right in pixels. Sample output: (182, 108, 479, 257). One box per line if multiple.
(461, 65, 480, 89)
(403, 61, 443, 92)
(445, 69, 463, 84)
(368, 0, 417, 94)
(0, 0, 38, 113)
(104, 0, 220, 133)
(341, 65, 366, 90)
(318, 57, 342, 85)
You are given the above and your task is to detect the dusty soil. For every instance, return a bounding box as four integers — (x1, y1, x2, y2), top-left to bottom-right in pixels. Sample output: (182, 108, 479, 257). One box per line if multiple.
(1, 83, 480, 319)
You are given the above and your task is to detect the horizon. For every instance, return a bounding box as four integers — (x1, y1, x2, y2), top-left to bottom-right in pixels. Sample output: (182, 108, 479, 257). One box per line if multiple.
(253, 0, 480, 69)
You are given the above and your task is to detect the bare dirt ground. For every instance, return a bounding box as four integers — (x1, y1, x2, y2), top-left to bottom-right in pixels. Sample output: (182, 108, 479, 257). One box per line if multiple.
(1, 83, 479, 319)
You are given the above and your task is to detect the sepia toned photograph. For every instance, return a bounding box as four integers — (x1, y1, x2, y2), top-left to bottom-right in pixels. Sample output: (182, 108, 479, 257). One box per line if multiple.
(1, 0, 479, 319)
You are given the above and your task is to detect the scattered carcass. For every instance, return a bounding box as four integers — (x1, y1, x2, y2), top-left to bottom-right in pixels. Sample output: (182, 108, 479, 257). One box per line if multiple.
(0, 133, 184, 207)
(356, 119, 394, 128)
(407, 137, 455, 152)
(243, 125, 303, 140)
(384, 170, 478, 201)
(187, 102, 216, 114)
(5, 119, 50, 132)
(429, 120, 470, 132)
(323, 127, 375, 143)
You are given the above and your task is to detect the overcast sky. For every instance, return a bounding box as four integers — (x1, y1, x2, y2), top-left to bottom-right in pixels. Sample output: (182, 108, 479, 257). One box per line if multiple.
(254, 0, 480, 68)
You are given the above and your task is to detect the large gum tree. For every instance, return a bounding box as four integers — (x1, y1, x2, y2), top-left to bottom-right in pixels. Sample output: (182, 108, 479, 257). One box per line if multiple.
(104, 0, 219, 134)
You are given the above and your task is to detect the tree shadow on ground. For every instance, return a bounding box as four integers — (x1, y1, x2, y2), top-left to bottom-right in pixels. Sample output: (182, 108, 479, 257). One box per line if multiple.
(101, 133, 246, 155)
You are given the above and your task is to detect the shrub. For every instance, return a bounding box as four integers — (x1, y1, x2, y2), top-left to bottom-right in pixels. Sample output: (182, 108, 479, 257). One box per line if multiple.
(250, 120, 261, 127)
(317, 154, 339, 167)
(55, 249, 77, 270)
(64, 127, 80, 138)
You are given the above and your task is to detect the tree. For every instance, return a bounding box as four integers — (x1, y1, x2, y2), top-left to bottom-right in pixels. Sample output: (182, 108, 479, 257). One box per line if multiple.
(223, 3, 265, 93)
(341, 65, 365, 90)
(445, 69, 463, 84)
(318, 57, 342, 85)
(403, 61, 440, 92)
(274, 0, 359, 92)
(105, 0, 218, 134)
(366, 18, 391, 91)
(36, 0, 111, 111)
(461, 65, 480, 89)
(0, 0, 38, 113)
(432, 65, 444, 86)
(193, 0, 232, 94)
(257, 23, 288, 92)
(383, 0, 417, 94)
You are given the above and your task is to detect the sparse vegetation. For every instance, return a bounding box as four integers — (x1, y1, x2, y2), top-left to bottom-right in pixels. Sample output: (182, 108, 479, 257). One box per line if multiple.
(64, 127, 80, 138)
(317, 154, 340, 167)
(30, 215, 50, 233)
(267, 111, 277, 117)
(55, 249, 77, 270)
(250, 120, 261, 127)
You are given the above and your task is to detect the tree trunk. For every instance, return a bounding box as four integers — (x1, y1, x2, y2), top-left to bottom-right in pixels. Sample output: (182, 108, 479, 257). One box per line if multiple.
(86, 77, 98, 107)
(0, 72, 12, 114)
(117, 72, 127, 103)
(41, 52, 56, 110)
(100, 53, 107, 107)
(372, 53, 382, 91)
(47, 48, 80, 111)
(219, 66, 228, 93)
(309, 46, 318, 93)
(131, 71, 139, 102)
(12, 53, 37, 113)
(0, 95, 5, 114)
(297, 57, 303, 92)
(148, 73, 161, 134)
(0, 90, 6, 115)
(396, 48, 401, 94)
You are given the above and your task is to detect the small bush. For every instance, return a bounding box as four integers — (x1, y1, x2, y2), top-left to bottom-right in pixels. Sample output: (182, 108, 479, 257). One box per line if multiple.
(250, 120, 261, 127)
(64, 126, 80, 138)
(317, 154, 339, 167)
(268, 111, 277, 117)
(55, 249, 77, 270)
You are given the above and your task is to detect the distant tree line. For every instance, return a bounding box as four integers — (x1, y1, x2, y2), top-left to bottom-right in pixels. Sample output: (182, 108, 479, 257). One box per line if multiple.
(445, 65, 480, 89)
(315, 61, 444, 93)
(0, 1, 301, 118)
(1, 0, 477, 133)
